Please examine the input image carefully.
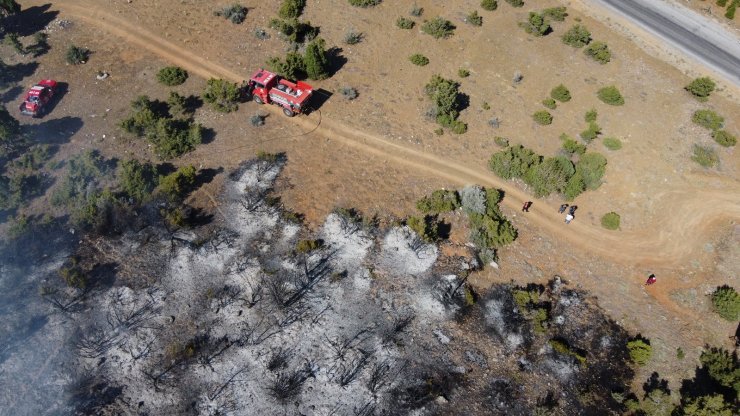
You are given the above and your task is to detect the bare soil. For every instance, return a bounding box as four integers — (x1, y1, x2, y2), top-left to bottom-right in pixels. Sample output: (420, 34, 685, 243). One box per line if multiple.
(5, 0, 740, 392)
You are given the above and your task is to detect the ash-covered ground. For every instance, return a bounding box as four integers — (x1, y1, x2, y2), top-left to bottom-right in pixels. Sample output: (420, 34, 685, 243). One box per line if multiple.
(0, 157, 636, 415)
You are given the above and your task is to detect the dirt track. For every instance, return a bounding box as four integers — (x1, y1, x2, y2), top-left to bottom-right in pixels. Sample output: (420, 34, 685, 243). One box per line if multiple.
(36, 0, 740, 268)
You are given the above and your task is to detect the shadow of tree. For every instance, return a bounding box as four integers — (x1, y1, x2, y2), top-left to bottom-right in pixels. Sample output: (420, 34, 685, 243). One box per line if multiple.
(326, 47, 347, 78)
(0, 61, 39, 89)
(5, 4, 59, 37)
(26, 115, 83, 145)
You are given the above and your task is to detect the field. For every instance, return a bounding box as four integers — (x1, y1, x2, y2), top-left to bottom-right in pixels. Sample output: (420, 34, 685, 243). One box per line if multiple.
(1, 0, 739, 414)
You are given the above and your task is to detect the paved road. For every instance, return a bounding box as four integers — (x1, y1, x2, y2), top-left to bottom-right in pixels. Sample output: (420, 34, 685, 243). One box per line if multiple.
(590, 0, 740, 85)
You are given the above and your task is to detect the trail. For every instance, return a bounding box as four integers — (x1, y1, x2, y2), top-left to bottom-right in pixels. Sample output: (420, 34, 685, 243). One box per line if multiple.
(45, 1, 740, 267)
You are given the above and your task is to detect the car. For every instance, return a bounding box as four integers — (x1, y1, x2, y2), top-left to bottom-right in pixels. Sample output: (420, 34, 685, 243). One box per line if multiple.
(19, 79, 58, 117)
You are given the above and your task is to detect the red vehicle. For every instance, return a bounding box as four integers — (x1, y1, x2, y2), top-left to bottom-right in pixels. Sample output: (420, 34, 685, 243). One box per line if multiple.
(245, 69, 313, 117)
(19, 79, 58, 117)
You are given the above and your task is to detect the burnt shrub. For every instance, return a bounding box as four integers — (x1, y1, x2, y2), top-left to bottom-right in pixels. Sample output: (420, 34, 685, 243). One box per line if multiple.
(214, 4, 247, 24)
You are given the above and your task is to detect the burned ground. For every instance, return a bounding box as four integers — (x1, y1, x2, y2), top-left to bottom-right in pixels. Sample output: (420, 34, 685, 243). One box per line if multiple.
(0, 158, 640, 415)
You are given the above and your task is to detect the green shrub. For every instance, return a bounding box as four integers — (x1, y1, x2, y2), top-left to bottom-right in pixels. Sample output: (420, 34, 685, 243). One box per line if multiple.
(710, 286, 740, 321)
(468, 212, 517, 248)
(396, 17, 415, 29)
(416, 189, 460, 214)
(344, 29, 363, 44)
(59, 258, 87, 289)
(580, 121, 601, 142)
(676, 347, 685, 360)
(533, 110, 553, 125)
(268, 18, 318, 43)
(575, 152, 607, 190)
(523, 156, 575, 197)
(466, 10, 483, 26)
(712, 130, 737, 147)
(562, 137, 586, 155)
(627, 339, 652, 366)
(158, 165, 197, 202)
(12, 145, 52, 170)
(425, 75, 465, 131)
(543, 6, 568, 21)
(542, 98, 557, 109)
(585, 108, 598, 122)
(520, 12, 551, 36)
(296, 239, 323, 253)
(156, 66, 188, 86)
(481, 0, 498, 11)
(562, 25, 591, 47)
(203, 78, 240, 112)
(584, 41, 611, 64)
(266, 51, 306, 79)
(407, 215, 439, 242)
(278, 0, 306, 19)
(348, 0, 381, 7)
(303, 38, 330, 80)
(600, 212, 620, 230)
(685, 77, 716, 100)
(692, 109, 724, 130)
(691, 144, 719, 168)
(681, 394, 734, 416)
(151, 119, 203, 160)
(505, 0, 524, 7)
(717, 0, 728, 6)
(563, 172, 585, 200)
(549, 339, 587, 364)
(409, 53, 429, 66)
(603, 137, 622, 150)
(489, 144, 540, 179)
(494, 136, 509, 147)
(119, 159, 157, 203)
(166, 91, 189, 118)
(597, 86, 624, 105)
(215, 4, 247, 23)
(66, 45, 90, 65)
(726, 2, 737, 19)
(422, 17, 456, 38)
(458, 68, 470, 78)
(551, 84, 571, 102)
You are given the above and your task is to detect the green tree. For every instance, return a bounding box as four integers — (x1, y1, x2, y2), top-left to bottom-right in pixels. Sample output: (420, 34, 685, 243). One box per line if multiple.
(119, 159, 157, 203)
(66, 45, 90, 65)
(699, 347, 740, 395)
(685, 77, 716, 100)
(576, 152, 607, 190)
(488, 144, 540, 179)
(562, 24, 591, 47)
(523, 155, 575, 197)
(710, 285, 739, 321)
(543, 6, 567, 21)
(156, 66, 188, 86)
(151, 118, 202, 159)
(278, 0, 306, 19)
(416, 189, 460, 214)
(167, 91, 189, 118)
(421, 17, 455, 38)
(585, 108, 598, 122)
(627, 339, 652, 366)
(0, 0, 21, 16)
(520, 12, 550, 36)
(407, 215, 440, 242)
(396, 17, 415, 29)
(481, 0, 498, 11)
(678, 394, 734, 416)
(597, 85, 624, 105)
(0, 105, 22, 158)
(468, 212, 517, 248)
(303, 38, 330, 80)
(266, 51, 306, 80)
(203, 78, 240, 112)
(158, 165, 197, 202)
(641, 388, 675, 416)
(551, 84, 571, 102)
(725, 2, 737, 19)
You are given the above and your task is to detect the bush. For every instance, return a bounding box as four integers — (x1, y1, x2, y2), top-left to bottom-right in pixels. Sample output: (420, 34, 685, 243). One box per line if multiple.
(158, 165, 197, 202)
(584, 41, 611, 64)
(580, 121, 601, 142)
(692, 109, 724, 130)
(348, 0, 381, 7)
(119, 159, 157, 203)
(600, 212, 620, 230)
(710, 286, 739, 321)
(266, 51, 306, 80)
(278, 0, 306, 19)
(542, 98, 557, 109)
(407, 215, 439, 242)
(489, 144, 540, 179)
(597, 86, 624, 105)
(494, 136, 509, 147)
(523, 156, 575, 197)
(215, 4, 247, 24)
(466, 10, 483, 26)
(269, 18, 318, 43)
(562, 24, 591, 47)
(458, 68, 470, 78)
(603, 137, 622, 150)
(66, 45, 90, 65)
(585, 108, 598, 122)
(416, 189, 460, 214)
(151, 118, 203, 159)
(505, 0, 524, 7)
(166, 91, 189, 118)
(627, 339, 652, 366)
(481, 0, 498, 11)
(533, 110, 553, 125)
(296, 239, 323, 253)
(409, 54, 429, 66)
(726, 2, 737, 19)
(157, 66, 188, 86)
(339, 86, 358, 100)
(422, 17, 455, 39)
(203, 78, 240, 112)
(551, 84, 571, 102)
(468, 212, 517, 248)
(685, 77, 716, 100)
(691, 144, 719, 168)
(520, 12, 551, 36)
(396, 17, 415, 29)
(543, 6, 568, 21)
(562, 137, 586, 155)
(712, 130, 736, 147)
(344, 29, 363, 44)
(304, 38, 330, 80)
(425, 75, 465, 132)
(575, 152, 607, 190)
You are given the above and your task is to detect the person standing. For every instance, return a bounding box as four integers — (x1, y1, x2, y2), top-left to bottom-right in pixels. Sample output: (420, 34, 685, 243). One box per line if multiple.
(645, 274, 657, 285)
(558, 204, 568, 214)
(565, 214, 574, 224)
(568, 205, 578, 215)
(522, 201, 532, 212)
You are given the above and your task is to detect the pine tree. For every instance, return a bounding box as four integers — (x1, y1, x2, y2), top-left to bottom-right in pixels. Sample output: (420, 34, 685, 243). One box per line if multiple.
(303, 38, 330, 80)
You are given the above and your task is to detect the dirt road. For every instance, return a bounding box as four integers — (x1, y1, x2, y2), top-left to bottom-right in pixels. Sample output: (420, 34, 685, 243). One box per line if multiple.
(30, 0, 740, 267)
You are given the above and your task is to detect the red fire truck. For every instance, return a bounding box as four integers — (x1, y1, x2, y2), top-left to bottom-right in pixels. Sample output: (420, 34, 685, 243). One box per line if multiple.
(245, 69, 313, 117)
